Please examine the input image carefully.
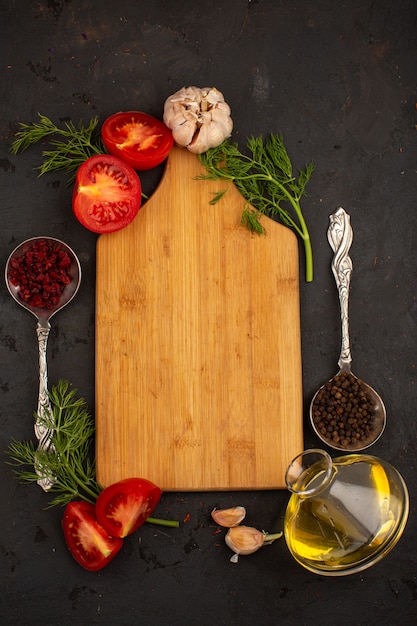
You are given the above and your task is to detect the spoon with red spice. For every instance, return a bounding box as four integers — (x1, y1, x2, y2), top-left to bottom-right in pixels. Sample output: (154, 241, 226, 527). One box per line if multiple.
(309, 208, 386, 452)
(5, 236, 81, 489)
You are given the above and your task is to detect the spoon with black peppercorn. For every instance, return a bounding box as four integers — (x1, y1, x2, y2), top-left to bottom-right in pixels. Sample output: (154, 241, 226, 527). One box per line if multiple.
(309, 208, 386, 452)
(5, 236, 81, 490)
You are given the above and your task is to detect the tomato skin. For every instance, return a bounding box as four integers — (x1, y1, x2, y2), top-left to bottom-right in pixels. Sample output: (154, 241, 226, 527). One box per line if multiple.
(62, 501, 123, 571)
(72, 154, 142, 234)
(95, 478, 162, 538)
(101, 111, 174, 171)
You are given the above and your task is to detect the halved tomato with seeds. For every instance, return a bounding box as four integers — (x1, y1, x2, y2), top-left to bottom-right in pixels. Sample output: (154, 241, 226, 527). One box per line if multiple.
(72, 154, 142, 234)
(62, 501, 123, 571)
(95, 478, 162, 538)
(101, 111, 174, 170)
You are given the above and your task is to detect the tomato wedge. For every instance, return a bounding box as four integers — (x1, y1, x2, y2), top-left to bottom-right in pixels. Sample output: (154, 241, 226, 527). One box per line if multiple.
(62, 501, 123, 571)
(101, 111, 174, 170)
(72, 154, 142, 234)
(95, 478, 162, 538)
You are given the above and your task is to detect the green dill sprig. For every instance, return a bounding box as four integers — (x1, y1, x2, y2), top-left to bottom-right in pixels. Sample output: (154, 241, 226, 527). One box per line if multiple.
(10, 113, 106, 184)
(7, 380, 101, 507)
(198, 135, 314, 282)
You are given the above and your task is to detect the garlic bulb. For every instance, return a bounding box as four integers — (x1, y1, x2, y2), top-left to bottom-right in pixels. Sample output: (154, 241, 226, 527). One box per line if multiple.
(225, 526, 283, 563)
(163, 86, 233, 154)
(211, 506, 246, 528)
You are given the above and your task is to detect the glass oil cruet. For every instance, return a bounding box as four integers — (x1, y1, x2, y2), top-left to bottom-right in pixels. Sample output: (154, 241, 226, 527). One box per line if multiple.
(283, 449, 409, 576)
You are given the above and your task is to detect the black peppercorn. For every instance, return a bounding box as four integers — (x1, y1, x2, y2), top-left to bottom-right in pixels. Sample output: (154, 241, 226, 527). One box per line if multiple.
(311, 371, 377, 448)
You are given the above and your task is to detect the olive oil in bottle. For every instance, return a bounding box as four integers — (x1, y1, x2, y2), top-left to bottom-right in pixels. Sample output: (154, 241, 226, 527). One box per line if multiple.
(284, 451, 409, 575)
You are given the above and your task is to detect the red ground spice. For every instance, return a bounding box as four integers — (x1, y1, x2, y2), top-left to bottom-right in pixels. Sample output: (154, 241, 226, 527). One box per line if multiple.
(8, 239, 72, 310)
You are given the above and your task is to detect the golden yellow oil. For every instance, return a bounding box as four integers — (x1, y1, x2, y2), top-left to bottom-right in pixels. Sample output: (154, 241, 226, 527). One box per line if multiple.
(284, 455, 407, 573)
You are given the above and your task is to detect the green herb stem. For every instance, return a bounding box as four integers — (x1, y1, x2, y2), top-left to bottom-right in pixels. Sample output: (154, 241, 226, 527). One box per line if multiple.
(198, 136, 314, 282)
(146, 517, 180, 528)
(276, 177, 314, 283)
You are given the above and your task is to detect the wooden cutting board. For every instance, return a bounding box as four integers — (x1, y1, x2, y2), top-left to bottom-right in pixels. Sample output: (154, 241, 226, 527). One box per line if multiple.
(95, 146, 303, 491)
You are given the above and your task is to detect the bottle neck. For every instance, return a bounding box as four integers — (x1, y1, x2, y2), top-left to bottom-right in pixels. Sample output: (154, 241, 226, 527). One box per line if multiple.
(286, 449, 334, 497)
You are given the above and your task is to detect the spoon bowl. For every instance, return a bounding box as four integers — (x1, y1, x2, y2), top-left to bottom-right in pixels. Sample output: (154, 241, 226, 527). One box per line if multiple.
(5, 236, 81, 320)
(310, 367, 386, 452)
(5, 236, 81, 489)
(309, 209, 387, 452)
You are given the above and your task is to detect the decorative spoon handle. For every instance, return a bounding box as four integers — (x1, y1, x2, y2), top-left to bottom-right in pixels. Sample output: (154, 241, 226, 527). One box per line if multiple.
(35, 318, 55, 491)
(327, 207, 353, 371)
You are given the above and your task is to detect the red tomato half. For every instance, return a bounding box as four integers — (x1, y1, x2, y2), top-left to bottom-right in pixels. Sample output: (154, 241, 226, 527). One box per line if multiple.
(95, 478, 162, 538)
(72, 154, 142, 234)
(101, 111, 174, 170)
(62, 501, 123, 571)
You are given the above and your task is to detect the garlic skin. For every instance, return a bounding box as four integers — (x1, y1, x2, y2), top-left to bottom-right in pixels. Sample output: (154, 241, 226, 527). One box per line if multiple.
(211, 506, 246, 528)
(225, 525, 283, 563)
(163, 86, 233, 154)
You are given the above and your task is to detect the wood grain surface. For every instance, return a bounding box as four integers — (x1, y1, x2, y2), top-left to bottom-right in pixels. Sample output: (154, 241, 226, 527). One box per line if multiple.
(95, 146, 303, 491)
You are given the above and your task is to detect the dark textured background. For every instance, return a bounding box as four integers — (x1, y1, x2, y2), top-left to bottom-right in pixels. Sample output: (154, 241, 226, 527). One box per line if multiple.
(1, 1, 416, 624)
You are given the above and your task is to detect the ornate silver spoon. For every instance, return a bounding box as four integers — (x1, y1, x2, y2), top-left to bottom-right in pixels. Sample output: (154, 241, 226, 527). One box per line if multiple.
(5, 236, 81, 490)
(309, 208, 386, 451)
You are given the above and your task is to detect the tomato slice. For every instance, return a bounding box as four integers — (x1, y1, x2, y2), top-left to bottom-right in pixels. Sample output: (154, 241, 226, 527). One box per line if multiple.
(62, 501, 123, 571)
(72, 154, 142, 234)
(95, 478, 162, 538)
(101, 111, 174, 170)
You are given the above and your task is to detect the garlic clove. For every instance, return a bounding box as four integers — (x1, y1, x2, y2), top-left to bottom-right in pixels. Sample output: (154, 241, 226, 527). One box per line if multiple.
(225, 525, 283, 563)
(211, 506, 246, 528)
(210, 106, 233, 126)
(225, 525, 265, 556)
(172, 118, 197, 148)
(205, 118, 232, 149)
(163, 101, 192, 127)
(187, 119, 230, 154)
(204, 87, 226, 105)
(187, 125, 209, 154)
(213, 101, 232, 116)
